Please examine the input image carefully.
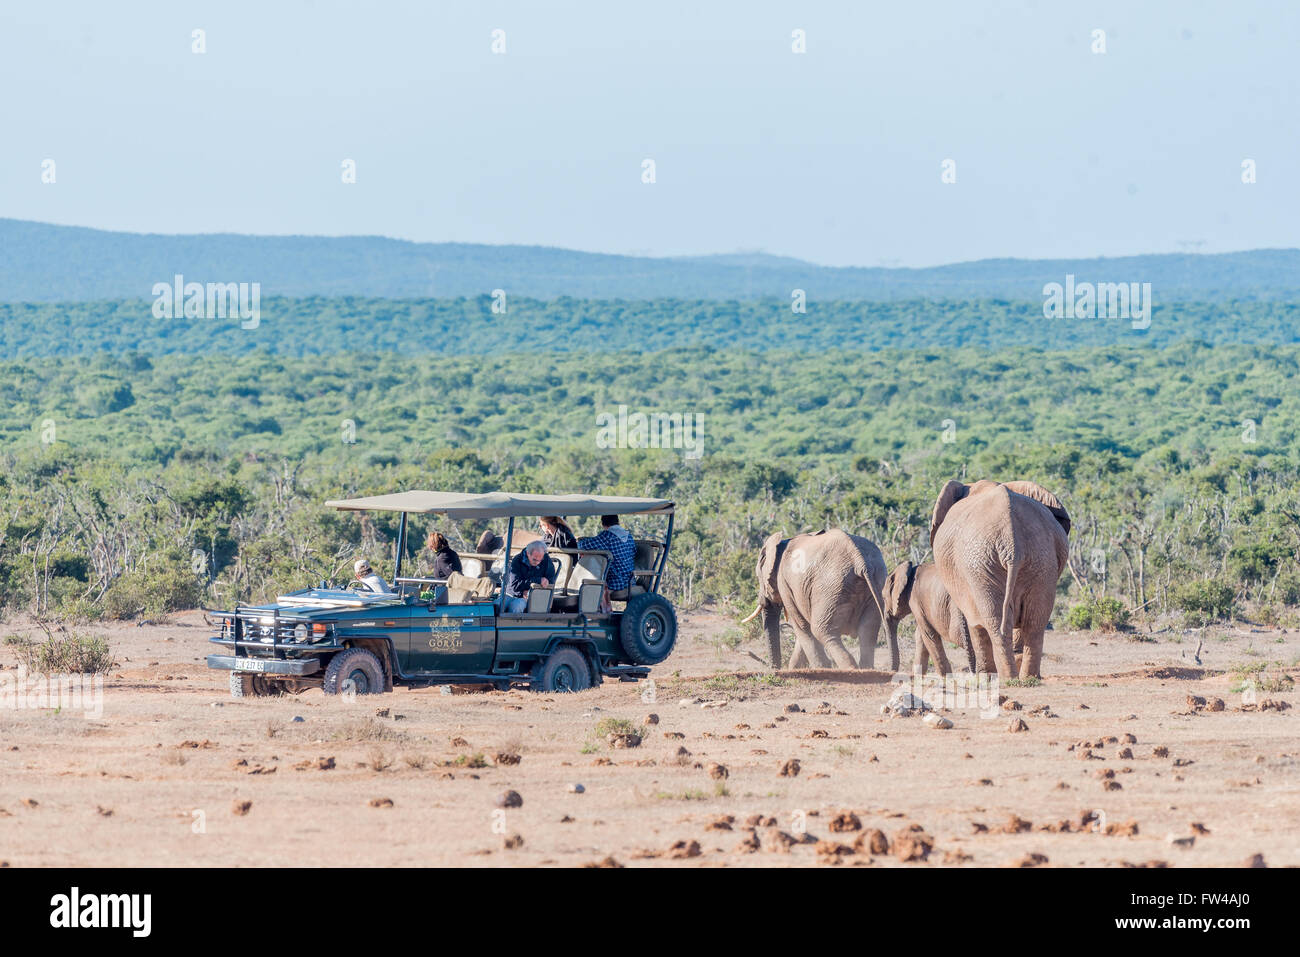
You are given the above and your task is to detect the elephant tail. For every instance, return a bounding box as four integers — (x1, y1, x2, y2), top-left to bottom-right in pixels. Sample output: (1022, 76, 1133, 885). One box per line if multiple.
(999, 558, 1020, 647)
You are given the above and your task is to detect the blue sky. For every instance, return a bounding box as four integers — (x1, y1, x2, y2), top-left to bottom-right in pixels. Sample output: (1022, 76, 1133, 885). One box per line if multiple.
(2, 0, 1296, 267)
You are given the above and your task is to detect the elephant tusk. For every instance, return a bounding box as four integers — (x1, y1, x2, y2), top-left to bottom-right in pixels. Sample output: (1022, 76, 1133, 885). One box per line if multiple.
(740, 604, 761, 624)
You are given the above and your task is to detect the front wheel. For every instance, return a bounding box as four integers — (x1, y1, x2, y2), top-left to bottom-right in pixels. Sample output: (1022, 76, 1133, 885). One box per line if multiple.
(619, 593, 678, 665)
(535, 647, 592, 693)
(230, 671, 284, 698)
(322, 648, 386, 696)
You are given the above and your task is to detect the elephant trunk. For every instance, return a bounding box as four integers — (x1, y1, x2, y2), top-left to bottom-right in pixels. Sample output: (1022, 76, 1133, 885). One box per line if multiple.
(761, 605, 783, 669)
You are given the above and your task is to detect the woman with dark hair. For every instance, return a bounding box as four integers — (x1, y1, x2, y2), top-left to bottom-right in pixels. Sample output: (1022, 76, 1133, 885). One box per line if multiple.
(540, 516, 577, 551)
(425, 530, 462, 580)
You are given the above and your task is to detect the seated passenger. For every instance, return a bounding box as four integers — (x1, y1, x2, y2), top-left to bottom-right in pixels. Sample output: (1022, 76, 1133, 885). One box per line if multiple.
(540, 515, 578, 551)
(577, 514, 637, 596)
(424, 531, 462, 580)
(502, 541, 556, 613)
(352, 558, 393, 594)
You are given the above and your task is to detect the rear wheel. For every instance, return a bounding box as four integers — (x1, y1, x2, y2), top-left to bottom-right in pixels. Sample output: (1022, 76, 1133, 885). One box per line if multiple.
(322, 648, 386, 696)
(619, 593, 677, 665)
(535, 647, 592, 693)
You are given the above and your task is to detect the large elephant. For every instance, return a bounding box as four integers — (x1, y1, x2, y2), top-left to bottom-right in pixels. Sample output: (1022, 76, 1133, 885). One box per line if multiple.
(884, 560, 975, 674)
(740, 528, 895, 671)
(929, 480, 1070, 679)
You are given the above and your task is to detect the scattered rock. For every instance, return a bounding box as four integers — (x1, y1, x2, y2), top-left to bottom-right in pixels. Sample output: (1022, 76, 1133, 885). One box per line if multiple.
(663, 732, 685, 740)
(856, 829, 890, 854)
(1011, 852, 1049, 868)
(607, 733, 641, 749)
(496, 790, 523, 809)
(583, 856, 623, 868)
(1244, 853, 1267, 868)
(1152, 746, 1169, 758)
(1166, 834, 1195, 849)
(1190, 821, 1211, 835)
(1105, 819, 1140, 837)
(1207, 698, 1225, 712)
(231, 800, 252, 816)
(502, 833, 524, 850)
(998, 815, 1032, 834)
(1103, 780, 1123, 791)
(643, 713, 659, 725)
(762, 828, 799, 853)
(736, 830, 761, 853)
(785, 703, 803, 713)
(1117, 747, 1134, 759)
(829, 811, 862, 832)
(678, 697, 701, 708)
(449, 736, 469, 748)
(492, 751, 522, 766)
(779, 759, 801, 777)
(1008, 718, 1029, 733)
(923, 713, 953, 730)
(567, 783, 585, 794)
(892, 828, 934, 862)
(368, 797, 394, 808)
(705, 815, 735, 831)
(707, 763, 729, 780)
(815, 840, 855, 859)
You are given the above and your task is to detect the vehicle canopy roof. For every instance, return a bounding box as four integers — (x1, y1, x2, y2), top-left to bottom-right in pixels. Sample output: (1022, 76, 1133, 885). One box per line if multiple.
(324, 490, 674, 520)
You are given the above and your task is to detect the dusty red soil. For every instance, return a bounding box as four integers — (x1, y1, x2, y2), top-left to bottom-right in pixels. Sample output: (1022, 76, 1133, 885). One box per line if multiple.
(0, 610, 1295, 867)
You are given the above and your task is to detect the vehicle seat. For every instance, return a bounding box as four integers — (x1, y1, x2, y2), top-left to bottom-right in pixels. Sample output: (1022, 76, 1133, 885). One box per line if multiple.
(460, 557, 484, 578)
(578, 581, 605, 615)
(526, 587, 553, 614)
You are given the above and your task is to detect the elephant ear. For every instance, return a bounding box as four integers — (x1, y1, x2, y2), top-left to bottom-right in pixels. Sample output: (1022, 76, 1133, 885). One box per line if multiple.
(757, 533, 789, 604)
(885, 561, 915, 618)
(1003, 481, 1071, 536)
(929, 481, 970, 547)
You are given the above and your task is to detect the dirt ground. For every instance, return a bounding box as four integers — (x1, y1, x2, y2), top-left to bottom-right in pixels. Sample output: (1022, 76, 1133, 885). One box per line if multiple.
(0, 609, 1296, 868)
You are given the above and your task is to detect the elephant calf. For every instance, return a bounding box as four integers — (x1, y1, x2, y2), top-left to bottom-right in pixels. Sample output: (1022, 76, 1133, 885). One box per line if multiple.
(884, 560, 975, 674)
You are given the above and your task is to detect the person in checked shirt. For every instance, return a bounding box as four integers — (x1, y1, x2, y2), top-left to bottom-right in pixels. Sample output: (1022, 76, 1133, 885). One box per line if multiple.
(577, 514, 638, 608)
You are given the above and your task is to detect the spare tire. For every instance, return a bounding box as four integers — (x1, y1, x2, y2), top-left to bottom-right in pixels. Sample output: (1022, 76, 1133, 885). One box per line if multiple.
(619, 593, 677, 665)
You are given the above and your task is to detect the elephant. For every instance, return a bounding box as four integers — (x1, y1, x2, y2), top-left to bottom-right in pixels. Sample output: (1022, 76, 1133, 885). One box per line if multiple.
(929, 479, 1070, 680)
(740, 528, 895, 671)
(883, 560, 975, 674)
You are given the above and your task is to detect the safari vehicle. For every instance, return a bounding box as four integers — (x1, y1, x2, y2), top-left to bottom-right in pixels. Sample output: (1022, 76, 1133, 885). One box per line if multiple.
(205, 491, 677, 696)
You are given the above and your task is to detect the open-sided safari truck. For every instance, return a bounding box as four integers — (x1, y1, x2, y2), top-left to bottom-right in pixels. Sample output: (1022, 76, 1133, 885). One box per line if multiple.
(206, 491, 677, 696)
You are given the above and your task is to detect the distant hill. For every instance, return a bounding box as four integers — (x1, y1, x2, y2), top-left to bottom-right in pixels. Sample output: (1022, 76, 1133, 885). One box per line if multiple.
(3, 218, 1299, 303)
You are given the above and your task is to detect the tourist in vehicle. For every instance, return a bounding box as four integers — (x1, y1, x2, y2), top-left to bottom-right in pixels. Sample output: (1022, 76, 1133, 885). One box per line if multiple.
(577, 514, 637, 595)
(540, 515, 577, 551)
(352, 558, 393, 594)
(502, 541, 556, 613)
(424, 530, 462, 579)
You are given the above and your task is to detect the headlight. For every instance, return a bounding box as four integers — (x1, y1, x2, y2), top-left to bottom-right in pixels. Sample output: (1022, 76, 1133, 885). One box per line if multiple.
(293, 623, 309, 643)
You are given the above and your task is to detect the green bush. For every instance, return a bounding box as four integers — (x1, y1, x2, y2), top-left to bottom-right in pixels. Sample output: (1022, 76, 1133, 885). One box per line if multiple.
(1170, 578, 1236, 624)
(11, 629, 115, 674)
(1064, 595, 1131, 632)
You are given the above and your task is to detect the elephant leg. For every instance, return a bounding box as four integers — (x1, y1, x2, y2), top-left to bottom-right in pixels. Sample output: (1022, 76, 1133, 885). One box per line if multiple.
(913, 629, 929, 674)
(790, 631, 828, 669)
(970, 622, 1006, 677)
(923, 625, 953, 675)
(857, 609, 882, 670)
(1017, 595, 1054, 679)
(788, 637, 809, 669)
(821, 634, 859, 670)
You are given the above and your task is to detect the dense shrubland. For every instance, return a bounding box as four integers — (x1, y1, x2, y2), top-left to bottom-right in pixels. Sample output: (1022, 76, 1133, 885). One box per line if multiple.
(4, 338, 1300, 629)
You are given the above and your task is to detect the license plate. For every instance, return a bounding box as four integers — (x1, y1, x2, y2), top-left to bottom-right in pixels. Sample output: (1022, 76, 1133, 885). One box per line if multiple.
(234, 658, 266, 672)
